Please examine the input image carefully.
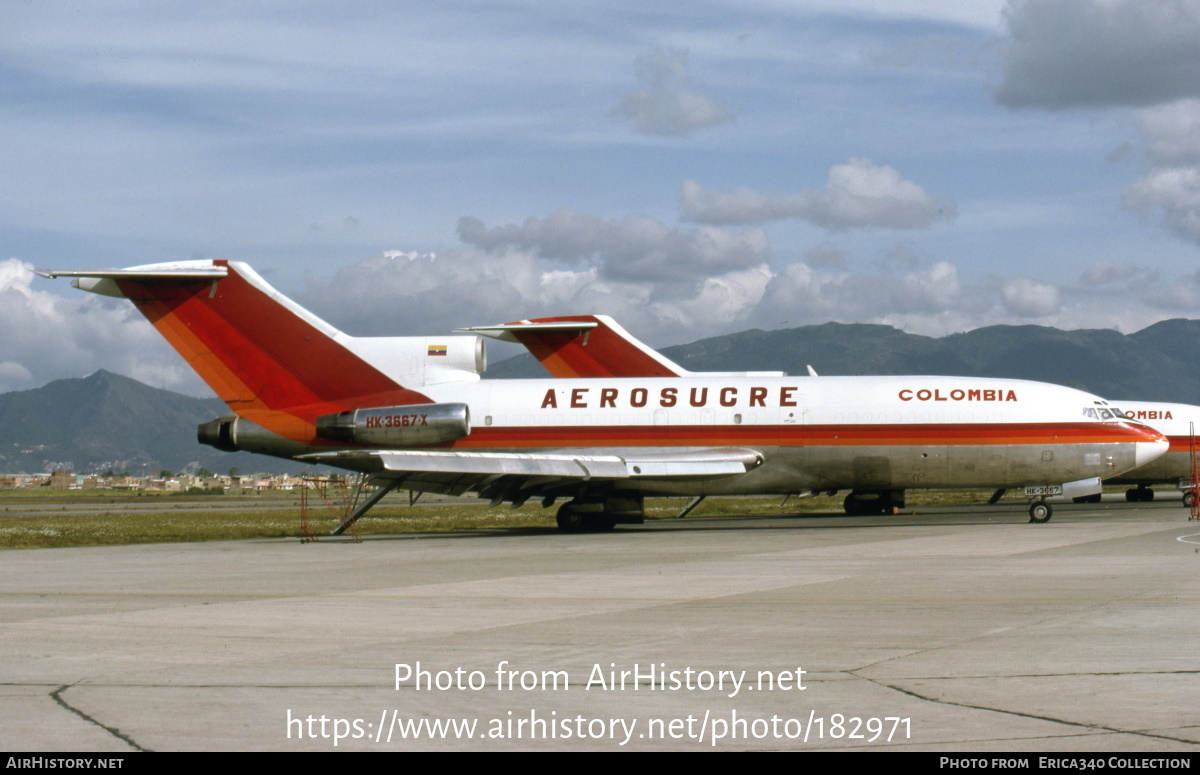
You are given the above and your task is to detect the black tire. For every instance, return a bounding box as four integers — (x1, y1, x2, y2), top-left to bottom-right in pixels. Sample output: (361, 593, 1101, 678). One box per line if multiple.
(1184, 491, 1197, 509)
(1029, 502, 1052, 523)
(585, 515, 617, 532)
(556, 504, 586, 533)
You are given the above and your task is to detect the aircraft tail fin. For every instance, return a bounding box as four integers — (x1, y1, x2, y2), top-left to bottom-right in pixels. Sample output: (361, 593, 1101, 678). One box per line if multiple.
(462, 314, 788, 378)
(38, 260, 439, 416)
(461, 314, 690, 378)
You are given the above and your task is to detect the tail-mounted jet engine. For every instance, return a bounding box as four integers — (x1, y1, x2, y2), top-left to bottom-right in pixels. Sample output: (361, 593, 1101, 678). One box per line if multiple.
(314, 403, 470, 447)
(197, 415, 312, 459)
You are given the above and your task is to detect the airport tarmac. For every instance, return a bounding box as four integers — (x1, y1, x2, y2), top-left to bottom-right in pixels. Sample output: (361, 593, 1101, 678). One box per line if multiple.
(3, 498, 1200, 752)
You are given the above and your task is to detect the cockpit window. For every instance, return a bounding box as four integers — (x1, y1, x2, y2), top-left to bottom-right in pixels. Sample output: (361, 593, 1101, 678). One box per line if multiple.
(1098, 408, 1113, 420)
(1083, 407, 1099, 420)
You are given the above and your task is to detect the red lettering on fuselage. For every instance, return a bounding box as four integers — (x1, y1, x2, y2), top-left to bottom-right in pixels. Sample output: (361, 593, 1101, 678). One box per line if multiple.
(534, 384, 1025, 409)
(899, 388, 1017, 402)
(1129, 409, 1174, 421)
(534, 384, 805, 410)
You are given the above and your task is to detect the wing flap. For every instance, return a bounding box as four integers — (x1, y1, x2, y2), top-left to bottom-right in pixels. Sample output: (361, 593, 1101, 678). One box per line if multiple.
(301, 447, 763, 497)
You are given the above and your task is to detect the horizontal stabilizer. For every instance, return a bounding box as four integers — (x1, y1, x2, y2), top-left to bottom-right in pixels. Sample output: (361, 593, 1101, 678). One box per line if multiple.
(36, 266, 229, 280)
(36, 264, 230, 298)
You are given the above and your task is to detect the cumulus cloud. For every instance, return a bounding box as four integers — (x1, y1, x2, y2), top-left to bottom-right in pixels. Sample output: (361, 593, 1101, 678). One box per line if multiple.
(299, 247, 771, 348)
(1079, 260, 1158, 286)
(995, 0, 1200, 110)
(1124, 166, 1200, 243)
(1120, 100, 1200, 244)
(457, 208, 769, 286)
(613, 49, 733, 136)
(0, 259, 205, 394)
(679, 159, 956, 230)
(995, 2, 1200, 249)
(1001, 277, 1061, 317)
(747, 260, 967, 333)
(804, 243, 847, 270)
(1134, 99, 1200, 165)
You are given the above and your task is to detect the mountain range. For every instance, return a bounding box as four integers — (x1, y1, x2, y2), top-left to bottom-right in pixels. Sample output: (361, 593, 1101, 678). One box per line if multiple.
(5, 318, 1199, 474)
(486, 318, 1200, 404)
(0, 370, 299, 475)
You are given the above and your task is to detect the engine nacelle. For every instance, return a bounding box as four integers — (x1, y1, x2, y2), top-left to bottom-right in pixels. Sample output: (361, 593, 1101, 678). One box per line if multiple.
(197, 415, 313, 459)
(314, 403, 470, 447)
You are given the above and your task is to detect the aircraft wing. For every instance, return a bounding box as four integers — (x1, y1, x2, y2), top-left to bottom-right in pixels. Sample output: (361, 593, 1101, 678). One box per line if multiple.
(301, 446, 764, 501)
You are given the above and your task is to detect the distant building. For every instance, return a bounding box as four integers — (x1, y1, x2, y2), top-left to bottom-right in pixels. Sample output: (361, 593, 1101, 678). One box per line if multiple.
(48, 470, 74, 490)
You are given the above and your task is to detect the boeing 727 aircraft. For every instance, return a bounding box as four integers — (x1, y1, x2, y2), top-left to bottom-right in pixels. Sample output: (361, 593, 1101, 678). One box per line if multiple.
(473, 315, 1197, 515)
(40, 261, 1167, 531)
(1105, 400, 1199, 505)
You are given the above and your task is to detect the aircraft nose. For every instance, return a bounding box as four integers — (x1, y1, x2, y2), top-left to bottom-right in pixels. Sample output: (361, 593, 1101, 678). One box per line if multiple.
(1135, 436, 1170, 469)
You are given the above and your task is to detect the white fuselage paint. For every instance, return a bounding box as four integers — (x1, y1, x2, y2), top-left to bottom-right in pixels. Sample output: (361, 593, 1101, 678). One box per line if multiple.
(1108, 400, 1200, 486)
(400, 375, 1166, 495)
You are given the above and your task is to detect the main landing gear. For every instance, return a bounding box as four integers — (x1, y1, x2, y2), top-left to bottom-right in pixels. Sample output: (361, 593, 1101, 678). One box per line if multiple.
(1125, 485, 1154, 502)
(555, 494, 645, 533)
(843, 490, 905, 516)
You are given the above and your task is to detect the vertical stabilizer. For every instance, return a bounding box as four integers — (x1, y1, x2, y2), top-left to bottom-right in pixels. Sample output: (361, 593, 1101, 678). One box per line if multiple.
(39, 260, 432, 420)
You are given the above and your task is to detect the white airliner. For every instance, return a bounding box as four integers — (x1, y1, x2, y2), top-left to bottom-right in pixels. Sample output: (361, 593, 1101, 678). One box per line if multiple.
(1105, 401, 1200, 505)
(483, 315, 1200, 511)
(39, 261, 1167, 531)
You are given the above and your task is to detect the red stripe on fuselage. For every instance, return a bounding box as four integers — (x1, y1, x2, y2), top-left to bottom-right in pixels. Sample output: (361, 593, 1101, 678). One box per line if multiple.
(435, 421, 1160, 450)
(1165, 435, 1198, 453)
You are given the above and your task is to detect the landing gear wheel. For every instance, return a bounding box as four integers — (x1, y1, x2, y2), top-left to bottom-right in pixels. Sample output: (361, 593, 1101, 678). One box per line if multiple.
(1029, 501, 1052, 523)
(585, 515, 617, 532)
(556, 504, 586, 533)
(844, 492, 899, 516)
(1126, 487, 1153, 502)
(1184, 491, 1197, 509)
(556, 505, 618, 533)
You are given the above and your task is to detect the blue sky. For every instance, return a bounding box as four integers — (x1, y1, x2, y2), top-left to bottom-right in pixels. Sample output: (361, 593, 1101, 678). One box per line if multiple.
(4, 1, 1200, 394)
